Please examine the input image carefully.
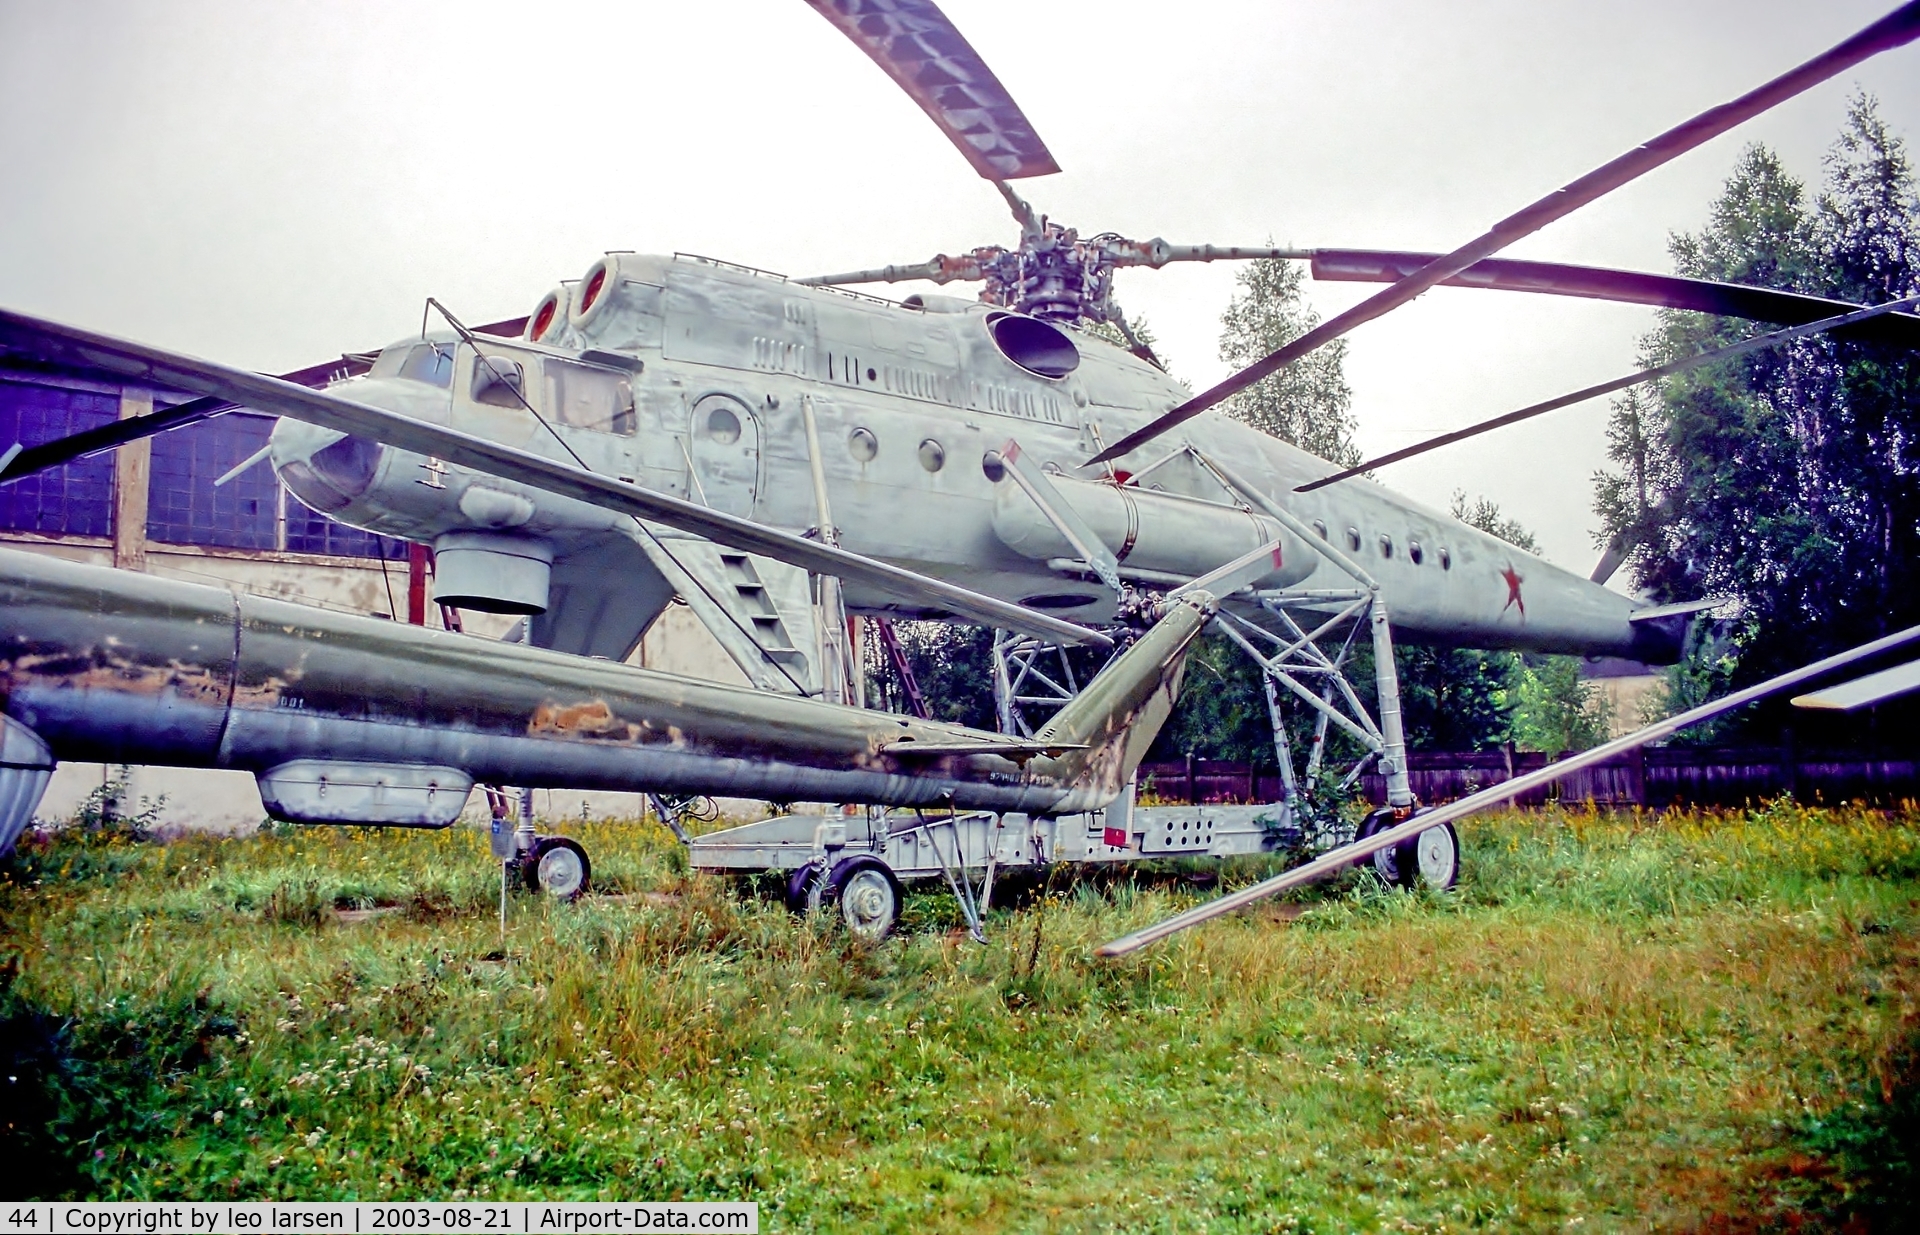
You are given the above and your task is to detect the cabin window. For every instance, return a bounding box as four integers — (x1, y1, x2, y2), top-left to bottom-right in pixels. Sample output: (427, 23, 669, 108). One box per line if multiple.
(1312, 519, 1328, 540)
(704, 404, 741, 444)
(918, 439, 946, 473)
(1379, 534, 1394, 559)
(470, 355, 525, 408)
(1346, 527, 1361, 552)
(848, 427, 879, 462)
(1439, 547, 1452, 570)
(1409, 540, 1424, 565)
(543, 358, 635, 436)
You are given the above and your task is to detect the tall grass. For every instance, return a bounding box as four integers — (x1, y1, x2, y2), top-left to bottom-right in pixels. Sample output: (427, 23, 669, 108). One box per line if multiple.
(2, 800, 1916, 1231)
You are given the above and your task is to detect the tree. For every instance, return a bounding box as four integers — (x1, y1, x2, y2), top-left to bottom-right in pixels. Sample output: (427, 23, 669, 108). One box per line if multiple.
(864, 620, 997, 730)
(1593, 97, 1920, 738)
(1219, 257, 1362, 466)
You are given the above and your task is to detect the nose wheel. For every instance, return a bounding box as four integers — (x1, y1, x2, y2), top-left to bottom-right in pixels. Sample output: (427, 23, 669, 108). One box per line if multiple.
(522, 835, 591, 901)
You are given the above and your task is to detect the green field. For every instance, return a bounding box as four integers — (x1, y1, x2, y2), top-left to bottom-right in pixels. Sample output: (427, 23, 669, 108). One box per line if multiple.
(2, 799, 1916, 1231)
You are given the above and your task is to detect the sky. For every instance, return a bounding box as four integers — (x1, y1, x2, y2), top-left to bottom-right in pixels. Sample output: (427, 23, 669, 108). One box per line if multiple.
(2, 0, 1916, 578)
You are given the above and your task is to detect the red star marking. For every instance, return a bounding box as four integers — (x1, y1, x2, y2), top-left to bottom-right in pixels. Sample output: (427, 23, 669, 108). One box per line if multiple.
(1500, 565, 1526, 619)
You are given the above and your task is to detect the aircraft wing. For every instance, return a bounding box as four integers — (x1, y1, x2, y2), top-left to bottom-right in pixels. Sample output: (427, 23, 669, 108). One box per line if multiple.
(0, 307, 1110, 650)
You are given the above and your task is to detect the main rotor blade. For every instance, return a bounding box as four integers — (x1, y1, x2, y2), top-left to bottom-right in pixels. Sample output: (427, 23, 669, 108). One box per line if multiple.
(1088, 1, 1920, 467)
(1308, 249, 1920, 348)
(1295, 293, 1920, 492)
(0, 307, 1110, 649)
(796, 252, 993, 287)
(0, 315, 528, 486)
(1096, 620, 1920, 957)
(0, 352, 375, 484)
(802, 0, 1059, 181)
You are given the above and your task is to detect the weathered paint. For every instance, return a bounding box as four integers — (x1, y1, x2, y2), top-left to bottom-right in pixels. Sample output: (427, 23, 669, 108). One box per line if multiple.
(0, 547, 1205, 816)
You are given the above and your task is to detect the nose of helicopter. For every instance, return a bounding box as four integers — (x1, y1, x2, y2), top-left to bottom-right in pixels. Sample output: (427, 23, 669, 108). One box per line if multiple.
(269, 418, 385, 513)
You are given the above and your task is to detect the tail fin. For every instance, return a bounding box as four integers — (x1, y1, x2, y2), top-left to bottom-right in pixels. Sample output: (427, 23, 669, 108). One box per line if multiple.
(1031, 592, 1214, 807)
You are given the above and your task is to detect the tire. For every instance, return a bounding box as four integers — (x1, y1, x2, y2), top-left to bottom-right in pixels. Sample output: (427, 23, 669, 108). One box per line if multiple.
(823, 855, 902, 942)
(785, 861, 825, 914)
(523, 835, 591, 901)
(1402, 819, 1460, 891)
(1354, 808, 1406, 886)
(1356, 809, 1459, 892)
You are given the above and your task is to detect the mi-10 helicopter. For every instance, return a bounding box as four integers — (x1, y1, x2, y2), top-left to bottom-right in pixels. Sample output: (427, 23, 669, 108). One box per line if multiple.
(3, 1, 1918, 941)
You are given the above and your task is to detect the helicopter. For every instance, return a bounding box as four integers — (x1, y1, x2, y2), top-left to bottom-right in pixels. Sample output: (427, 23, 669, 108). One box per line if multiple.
(3, 1, 1918, 930)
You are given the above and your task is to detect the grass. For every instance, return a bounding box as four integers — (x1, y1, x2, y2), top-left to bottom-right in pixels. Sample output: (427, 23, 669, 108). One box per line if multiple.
(2, 798, 1917, 1232)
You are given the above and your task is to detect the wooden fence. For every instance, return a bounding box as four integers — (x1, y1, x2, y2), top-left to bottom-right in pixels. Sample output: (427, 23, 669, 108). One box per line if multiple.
(1136, 748, 1920, 809)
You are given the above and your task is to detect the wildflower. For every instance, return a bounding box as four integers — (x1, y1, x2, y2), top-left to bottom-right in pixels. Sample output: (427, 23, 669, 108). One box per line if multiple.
(212, 1111, 226, 1125)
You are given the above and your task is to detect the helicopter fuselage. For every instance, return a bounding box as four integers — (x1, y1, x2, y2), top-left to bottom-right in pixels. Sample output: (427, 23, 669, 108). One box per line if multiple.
(271, 252, 1670, 663)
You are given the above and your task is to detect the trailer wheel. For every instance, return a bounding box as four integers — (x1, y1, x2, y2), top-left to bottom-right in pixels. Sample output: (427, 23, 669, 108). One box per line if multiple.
(523, 835, 591, 901)
(785, 861, 825, 914)
(825, 856, 902, 943)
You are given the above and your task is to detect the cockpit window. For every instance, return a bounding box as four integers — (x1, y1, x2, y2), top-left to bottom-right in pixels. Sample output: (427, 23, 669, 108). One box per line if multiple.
(398, 343, 458, 388)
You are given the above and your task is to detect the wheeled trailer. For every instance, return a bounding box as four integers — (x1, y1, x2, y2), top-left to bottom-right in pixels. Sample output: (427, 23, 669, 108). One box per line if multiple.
(686, 787, 1456, 941)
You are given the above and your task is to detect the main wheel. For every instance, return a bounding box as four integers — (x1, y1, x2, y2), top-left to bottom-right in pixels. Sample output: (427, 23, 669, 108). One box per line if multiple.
(523, 835, 591, 901)
(1355, 809, 1459, 892)
(1402, 820, 1460, 891)
(824, 856, 902, 942)
(1354, 808, 1407, 886)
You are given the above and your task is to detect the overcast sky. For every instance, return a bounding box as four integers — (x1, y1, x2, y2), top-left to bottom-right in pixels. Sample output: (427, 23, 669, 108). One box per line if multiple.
(3, 0, 1916, 577)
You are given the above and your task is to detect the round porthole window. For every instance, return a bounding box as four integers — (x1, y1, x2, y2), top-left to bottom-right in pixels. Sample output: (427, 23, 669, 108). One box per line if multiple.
(705, 405, 741, 445)
(848, 427, 879, 462)
(1409, 540, 1424, 565)
(1346, 527, 1361, 552)
(982, 451, 1006, 482)
(918, 439, 946, 473)
(1439, 547, 1452, 570)
(1379, 534, 1394, 559)
(1312, 520, 1328, 540)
